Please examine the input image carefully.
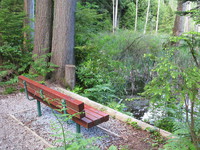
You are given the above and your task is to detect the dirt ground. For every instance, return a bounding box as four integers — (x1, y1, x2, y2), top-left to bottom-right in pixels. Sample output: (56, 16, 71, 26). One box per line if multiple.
(0, 87, 164, 150)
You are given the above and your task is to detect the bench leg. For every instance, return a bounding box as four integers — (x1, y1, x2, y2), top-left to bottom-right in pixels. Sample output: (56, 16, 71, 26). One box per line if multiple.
(37, 100, 42, 117)
(76, 123, 81, 133)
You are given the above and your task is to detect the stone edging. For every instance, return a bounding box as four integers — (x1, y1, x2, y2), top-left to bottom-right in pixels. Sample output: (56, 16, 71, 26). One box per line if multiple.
(56, 87, 172, 139)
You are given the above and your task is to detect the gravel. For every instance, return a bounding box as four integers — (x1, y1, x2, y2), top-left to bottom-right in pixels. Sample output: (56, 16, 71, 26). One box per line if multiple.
(0, 92, 48, 150)
(0, 89, 162, 150)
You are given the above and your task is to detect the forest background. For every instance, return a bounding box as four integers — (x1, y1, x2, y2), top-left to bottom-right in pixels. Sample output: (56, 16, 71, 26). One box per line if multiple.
(0, 0, 200, 149)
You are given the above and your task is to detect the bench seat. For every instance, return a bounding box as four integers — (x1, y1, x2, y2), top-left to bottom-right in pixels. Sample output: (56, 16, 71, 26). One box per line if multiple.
(18, 75, 109, 129)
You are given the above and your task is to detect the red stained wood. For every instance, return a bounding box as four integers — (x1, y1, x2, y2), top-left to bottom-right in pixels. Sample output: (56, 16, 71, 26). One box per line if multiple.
(18, 76, 84, 111)
(85, 105, 109, 121)
(18, 75, 109, 129)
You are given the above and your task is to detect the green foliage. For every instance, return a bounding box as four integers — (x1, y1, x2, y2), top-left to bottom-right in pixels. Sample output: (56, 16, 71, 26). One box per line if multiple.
(142, 32, 200, 149)
(107, 145, 118, 150)
(2, 87, 16, 95)
(83, 84, 118, 104)
(127, 121, 142, 130)
(145, 127, 165, 144)
(48, 106, 119, 150)
(163, 137, 196, 150)
(29, 53, 58, 79)
(0, 50, 56, 85)
(49, 111, 100, 150)
(158, 4, 175, 33)
(120, 2, 136, 29)
(75, 2, 111, 46)
(0, 44, 32, 85)
(154, 117, 174, 133)
(107, 101, 126, 112)
(76, 30, 168, 101)
(0, 0, 24, 46)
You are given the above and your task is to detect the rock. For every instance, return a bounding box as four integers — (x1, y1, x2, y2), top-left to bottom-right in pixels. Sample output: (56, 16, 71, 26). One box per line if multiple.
(125, 98, 149, 119)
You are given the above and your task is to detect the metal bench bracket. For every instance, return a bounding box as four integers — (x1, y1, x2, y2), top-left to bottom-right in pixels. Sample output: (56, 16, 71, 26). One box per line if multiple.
(23, 81, 35, 101)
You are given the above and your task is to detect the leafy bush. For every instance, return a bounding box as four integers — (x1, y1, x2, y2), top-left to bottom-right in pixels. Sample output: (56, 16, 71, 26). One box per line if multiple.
(142, 32, 200, 149)
(0, 0, 24, 46)
(75, 2, 111, 46)
(76, 30, 168, 101)
(83, 84, 118, 104)
(154, 117, 174, 133)
(0, 46, 56, 86)
(2, 87, 16, 95)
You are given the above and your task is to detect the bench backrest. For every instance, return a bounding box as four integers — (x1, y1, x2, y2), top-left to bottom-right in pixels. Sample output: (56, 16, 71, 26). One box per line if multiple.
(18, 76, 85, 118)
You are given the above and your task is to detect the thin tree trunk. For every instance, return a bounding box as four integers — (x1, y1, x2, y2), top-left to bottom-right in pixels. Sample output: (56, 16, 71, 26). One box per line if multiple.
(173, 1, 184, 36)
(113, 0, 115, 32)
(184, 2, 191, 32)
(144, 0, 150, 34)
(114, 0, 119, 30)
(33, 0, 53, 59)
(155, 0, 160, 34)
(190, 101, 198, 149)
(51, 0, 77, 85)
(24, 0, 35, 40)
(24, 0, 35, 50)
(0, 54, 3, 66)
(134, 0, 138, 32)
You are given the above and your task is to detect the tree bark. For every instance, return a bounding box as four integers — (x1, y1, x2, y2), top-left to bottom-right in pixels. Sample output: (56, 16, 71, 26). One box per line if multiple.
(144, 0, 150, 34)
(65, 65, 75, 89)
(51, 0, 76, 85)
(173, 1, 184, 36)
(134, 0, 138, 32)
(33, 0, 53, 59)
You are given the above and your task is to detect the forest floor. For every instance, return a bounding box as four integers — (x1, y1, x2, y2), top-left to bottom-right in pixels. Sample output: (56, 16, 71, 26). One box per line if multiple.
(0, 86, 165, 150)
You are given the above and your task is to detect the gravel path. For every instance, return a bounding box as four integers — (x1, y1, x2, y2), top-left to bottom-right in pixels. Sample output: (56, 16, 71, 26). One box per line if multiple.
(0, 92, 49, 150)
(0, 89, 162, 150)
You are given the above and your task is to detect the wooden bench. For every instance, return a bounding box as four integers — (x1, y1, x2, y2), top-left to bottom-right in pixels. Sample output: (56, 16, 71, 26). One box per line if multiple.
(18, 75, 109, 133)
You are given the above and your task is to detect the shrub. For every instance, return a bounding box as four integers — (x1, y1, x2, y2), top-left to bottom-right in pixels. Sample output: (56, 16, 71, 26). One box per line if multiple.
(142, 32, 200, 149)
(76, 30, 168, 101)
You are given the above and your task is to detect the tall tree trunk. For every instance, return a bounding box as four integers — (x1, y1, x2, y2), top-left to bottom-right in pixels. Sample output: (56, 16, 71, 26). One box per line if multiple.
(113, 0, 115, 32)
(33, 0, 53, 59)
(173, 1, 184, 36)
(134, 0, 138, 31)
(184, 2, 191, 32)
(114, 0, 119, 30)
(24, 0, 35, 41)
(50, 0, 76, 86)
(155, 0, 160, 34)
(144, 0, 150, 34)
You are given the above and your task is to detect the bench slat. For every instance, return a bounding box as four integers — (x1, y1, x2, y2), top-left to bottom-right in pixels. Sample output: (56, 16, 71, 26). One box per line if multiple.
(18, 76, 85, 118)
(18, 77, 84, 112)
(18, 76, 84, 111)
(72, 105, 109, 128)
(28, 92, 84, 119)
(85, 105, 109, 121)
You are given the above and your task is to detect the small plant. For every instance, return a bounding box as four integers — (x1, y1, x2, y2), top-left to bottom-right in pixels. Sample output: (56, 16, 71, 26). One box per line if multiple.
(48, 106, 100, 150)
(29, 53, 58, 79)
(154, 117, 174, 132)
(3, 87, 16, 94)
(145, 127, 165, 144)
(108, 145, 118, 150)
(83, 84, 118, 104)
(107, 101, 126, 112)
(127, 120, 141, 130)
